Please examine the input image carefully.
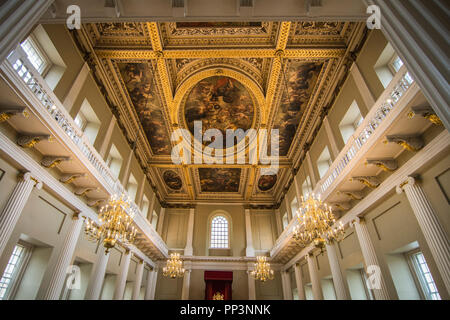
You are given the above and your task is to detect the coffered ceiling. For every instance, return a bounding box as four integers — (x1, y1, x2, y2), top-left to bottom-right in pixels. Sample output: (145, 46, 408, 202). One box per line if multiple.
(72, 20, 368, 207)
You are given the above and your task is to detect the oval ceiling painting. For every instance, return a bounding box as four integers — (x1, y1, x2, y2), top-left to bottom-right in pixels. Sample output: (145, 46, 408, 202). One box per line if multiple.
(184, 76, 255, 148)
(258, 174, 277, 192)
(163, 170, 183, 190)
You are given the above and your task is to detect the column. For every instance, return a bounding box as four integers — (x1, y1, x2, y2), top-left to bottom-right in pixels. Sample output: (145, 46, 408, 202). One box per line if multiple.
(365, 0, 450, 130)
(120, 150, 133, 186)
(397, 176, 450, 293)
(244, 208, 255, 257)
(305, 152, 317, 188)
(84, 246, 110, 300)
(323, 116, 340, 159)
(147, 192, 156, 222)
(181, 262, 191, 300)
(132, 260, 144, 300)
(306, 253, 323, 300)
(0, 0, 54, 62)
(274, 209, 283, 235)
(113, 249, 131, 300)
(350, 63, 375, 112)
(284, 196, 293, 221)
(135, 175, 147, 208)
(156, 207, 165, 234)
(247, 263, 256, 300)
(281, 270, 293, 300)
(325, 241, 350, 300)
(0, 172, 42, 257)
(184, 207, 195, 256)
(63, 62, 90, 113)
(148, 267, 158, 300)
(294, 263, 306, 300)
(293, 175, 302, 211)
(38, 212, 83, 300)
(98, 116, 116, 158)
(144, 268, 155, 300)
(352, 217, 391, 300)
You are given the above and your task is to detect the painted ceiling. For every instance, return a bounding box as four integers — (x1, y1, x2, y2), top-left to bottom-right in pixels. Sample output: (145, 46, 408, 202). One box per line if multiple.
(75, 21, 367, 207)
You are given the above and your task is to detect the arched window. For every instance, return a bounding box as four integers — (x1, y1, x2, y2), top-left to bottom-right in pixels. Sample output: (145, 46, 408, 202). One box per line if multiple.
(210, 215, 229, 248)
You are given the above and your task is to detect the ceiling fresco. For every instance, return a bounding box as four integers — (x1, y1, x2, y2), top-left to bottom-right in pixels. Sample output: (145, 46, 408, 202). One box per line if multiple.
(184, 76, 255, 148)
(258, 174, 278, 192)
(78, 21, 368, 205)
(163, 170, 183, 190)
(273, 61, 323, 156)
(198, 168, 241, 193)
(118, 63, 172, 155)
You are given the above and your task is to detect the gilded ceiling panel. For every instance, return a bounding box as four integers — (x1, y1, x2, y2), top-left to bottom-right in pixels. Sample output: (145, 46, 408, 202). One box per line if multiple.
(77, 20, 368, 205)
(272, 61, 324, 156)
(198, 168, 241, 193)
(118, 63, 172, 155)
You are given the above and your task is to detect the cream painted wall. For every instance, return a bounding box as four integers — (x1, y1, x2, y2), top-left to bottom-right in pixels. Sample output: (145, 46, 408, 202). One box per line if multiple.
(255, 271, 283, 300)
(14, 247, 52, 299)
(251, 210, 278, 252)
(355, 29, 389, 100)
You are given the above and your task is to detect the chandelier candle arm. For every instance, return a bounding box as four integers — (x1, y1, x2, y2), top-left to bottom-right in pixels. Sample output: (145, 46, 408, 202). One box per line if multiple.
(293, 193, 344, 248)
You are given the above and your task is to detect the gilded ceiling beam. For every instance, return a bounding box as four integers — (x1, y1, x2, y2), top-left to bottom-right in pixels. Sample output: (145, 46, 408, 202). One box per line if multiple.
(147, 163, 291, 168)
(147, 22, 174, 112)
(94, 48, 345, 60)
(264, 22, 291, 128)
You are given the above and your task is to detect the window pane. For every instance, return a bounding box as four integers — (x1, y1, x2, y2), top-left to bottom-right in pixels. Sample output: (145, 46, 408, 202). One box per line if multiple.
(411, 252, 441, 300)
(210, 216, 229, 249)
(20, 38, 46, 73)
(0, 244, 27, 300)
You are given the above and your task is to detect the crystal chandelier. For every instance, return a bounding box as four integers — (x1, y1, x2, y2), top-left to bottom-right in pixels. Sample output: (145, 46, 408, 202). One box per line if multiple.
(85, 194, 137, 253)
(293, 193, 344, 249)
(163, 253, 185, 278)
(250, 256, 274, 282)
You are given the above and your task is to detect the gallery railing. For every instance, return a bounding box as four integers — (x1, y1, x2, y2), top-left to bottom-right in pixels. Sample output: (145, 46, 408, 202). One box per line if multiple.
(4, 46, 168, 257)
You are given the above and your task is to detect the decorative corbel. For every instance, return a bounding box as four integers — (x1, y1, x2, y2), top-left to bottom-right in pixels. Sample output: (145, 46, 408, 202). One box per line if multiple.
(365, 158, 398, 172)
(41, 156, 70, 168)
(338, 190, 363, 201)
(408, 106, 442, 126)
(0, 106, 27, 122)
(59, 173, 86, 184)
(87, 198, 107, 207)
(17, 134, 51, 148)
(385, 135, 424, 152)
(350, 176, 380, 189)
(331, 202, 351, 211)
(74, 186, 98, 197)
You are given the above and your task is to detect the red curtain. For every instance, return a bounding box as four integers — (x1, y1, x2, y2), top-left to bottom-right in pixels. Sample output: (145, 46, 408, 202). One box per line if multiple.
(204, 271, 233, 300)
